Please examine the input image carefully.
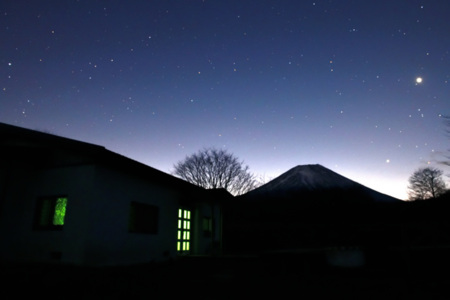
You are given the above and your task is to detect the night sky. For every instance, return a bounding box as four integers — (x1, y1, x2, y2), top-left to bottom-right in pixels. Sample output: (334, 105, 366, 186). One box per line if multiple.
(1, 1, 449, 200)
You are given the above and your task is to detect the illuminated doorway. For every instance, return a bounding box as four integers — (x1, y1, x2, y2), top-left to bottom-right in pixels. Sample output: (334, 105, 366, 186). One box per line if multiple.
(177, 209, 191, 254)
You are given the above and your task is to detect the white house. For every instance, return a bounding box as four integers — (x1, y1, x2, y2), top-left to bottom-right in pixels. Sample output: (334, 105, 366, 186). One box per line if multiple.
(0, 123, 229, 266)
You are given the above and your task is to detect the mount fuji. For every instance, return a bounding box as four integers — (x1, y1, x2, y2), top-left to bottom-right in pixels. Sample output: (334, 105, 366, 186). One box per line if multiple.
(243, 164, 399, 203)
(224, 165, 403, 254)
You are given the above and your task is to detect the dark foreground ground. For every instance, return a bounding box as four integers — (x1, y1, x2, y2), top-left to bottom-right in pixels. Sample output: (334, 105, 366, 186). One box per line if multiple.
(2, 248, 450, 299)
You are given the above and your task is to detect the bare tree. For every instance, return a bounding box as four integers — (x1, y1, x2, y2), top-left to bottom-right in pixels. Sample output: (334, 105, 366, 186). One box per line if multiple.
(407, 167, 447, 200)
(173, 148, 258, 196)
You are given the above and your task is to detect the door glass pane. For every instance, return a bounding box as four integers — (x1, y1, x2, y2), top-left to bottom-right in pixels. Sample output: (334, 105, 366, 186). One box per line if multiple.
(177, 209, 191, 254)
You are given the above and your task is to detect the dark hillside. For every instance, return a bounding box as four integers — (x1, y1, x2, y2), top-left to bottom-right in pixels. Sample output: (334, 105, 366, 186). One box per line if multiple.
(223, 182, 450, 255)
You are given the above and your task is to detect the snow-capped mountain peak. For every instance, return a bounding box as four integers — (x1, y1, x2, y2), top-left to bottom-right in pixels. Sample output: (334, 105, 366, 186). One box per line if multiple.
(256, 164, 357, 192)
(245, 164, 399, 202)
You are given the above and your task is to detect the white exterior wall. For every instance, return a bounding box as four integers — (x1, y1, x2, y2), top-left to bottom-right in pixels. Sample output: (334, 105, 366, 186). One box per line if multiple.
(192, 203, 222, 256)
(0, 165, 95, 265)
(82, 166, 181, 266)
(0, 163, 222, 266)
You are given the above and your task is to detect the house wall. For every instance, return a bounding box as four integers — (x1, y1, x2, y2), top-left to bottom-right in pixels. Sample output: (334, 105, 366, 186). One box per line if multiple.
(0, 162, 223, 266)
(192, 203, 222, 256)
(82, 165, 181, 266)
(0, 164, 95, 265)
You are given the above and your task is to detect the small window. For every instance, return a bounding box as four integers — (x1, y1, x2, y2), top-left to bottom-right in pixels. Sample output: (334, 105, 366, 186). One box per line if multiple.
(128, 202, 159, 234)
(203, 217, 213, 237)
(34, 196, 68, 230)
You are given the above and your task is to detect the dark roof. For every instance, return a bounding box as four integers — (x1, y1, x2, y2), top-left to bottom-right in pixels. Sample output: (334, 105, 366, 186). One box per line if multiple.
(0, 122, 199, 192)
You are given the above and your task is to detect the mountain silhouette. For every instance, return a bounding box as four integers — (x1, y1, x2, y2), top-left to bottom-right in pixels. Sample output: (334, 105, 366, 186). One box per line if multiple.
(243, 164, 399, 202)
(224, 165, 403, 253)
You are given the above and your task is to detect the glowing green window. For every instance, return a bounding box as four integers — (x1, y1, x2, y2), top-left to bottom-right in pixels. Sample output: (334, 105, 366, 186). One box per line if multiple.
(53, 197, 68, 225)
(34, 196, 68, 230)
(177, 208, 191, 254)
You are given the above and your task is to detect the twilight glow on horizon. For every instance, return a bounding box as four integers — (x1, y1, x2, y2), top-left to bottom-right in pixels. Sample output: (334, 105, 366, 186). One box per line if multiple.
(1, 1, 449, 200)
